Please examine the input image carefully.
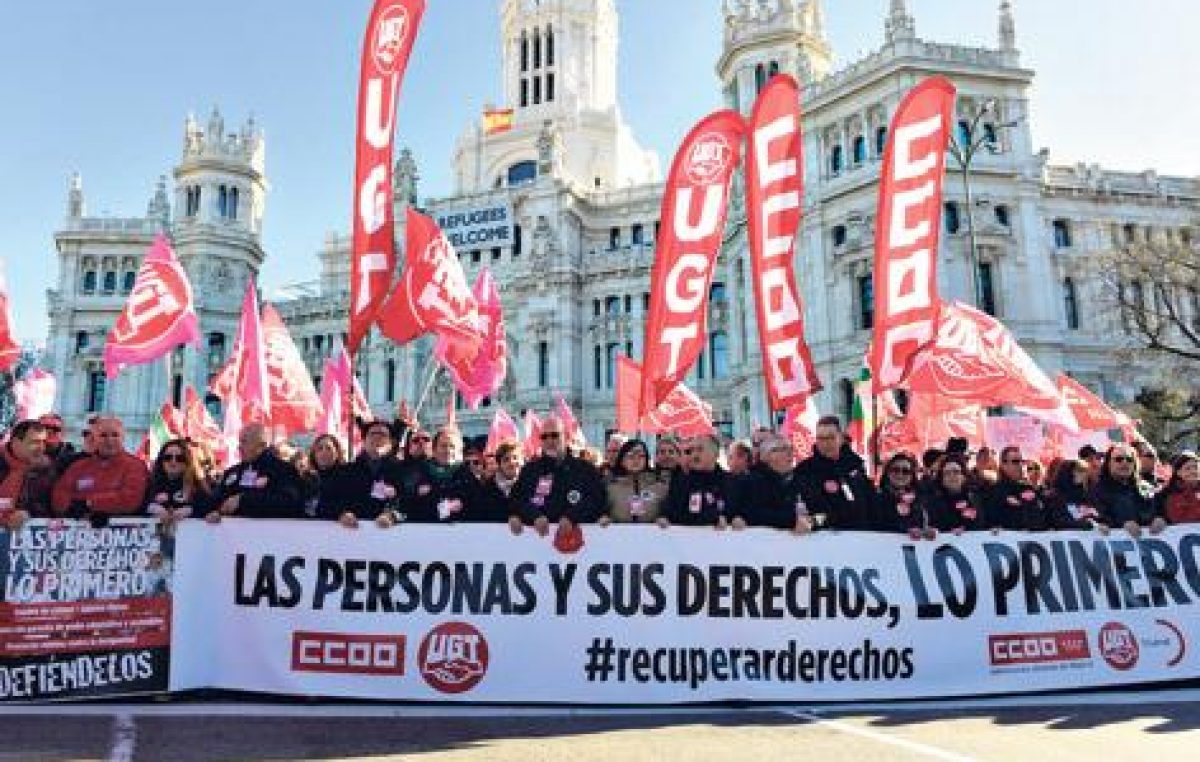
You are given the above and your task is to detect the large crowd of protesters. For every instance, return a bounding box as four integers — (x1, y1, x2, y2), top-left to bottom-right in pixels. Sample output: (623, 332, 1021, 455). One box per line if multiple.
(1, 410, 1198, 539)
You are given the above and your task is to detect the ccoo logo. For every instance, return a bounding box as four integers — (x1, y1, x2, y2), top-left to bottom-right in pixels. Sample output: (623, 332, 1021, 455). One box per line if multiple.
(418, 622, 489, 694)
(1098, 622, 1139, 671)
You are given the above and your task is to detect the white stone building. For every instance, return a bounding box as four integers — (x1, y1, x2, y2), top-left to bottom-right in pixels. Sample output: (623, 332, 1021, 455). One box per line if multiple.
(46, 0, 1199, 444)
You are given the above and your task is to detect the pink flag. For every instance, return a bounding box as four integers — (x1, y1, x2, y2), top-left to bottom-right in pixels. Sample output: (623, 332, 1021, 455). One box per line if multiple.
(262, 304, 324, 434)
(103, 235, 201, 379)
(183, 386, 222, 447)
(211, 280, 271, 425)
(14, 369, 56, 420)
(438, 267, 507, 409)
(485, 407, 520, 454)
(522, 409, 543, 460)
(616, 356, 714, 436)
(0, 261, 21, 372)
(555, 393, 584, 447)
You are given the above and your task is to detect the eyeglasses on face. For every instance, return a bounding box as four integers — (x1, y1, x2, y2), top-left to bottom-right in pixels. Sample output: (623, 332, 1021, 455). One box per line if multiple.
(541, 432, 562, 440)
(43, 425, 63, 433)
(411, 436, 431, 443)
(1112, 456, 1135, 463)
(889, 467, 913, 475)
(1002, 459, 1024, 465)
(161, 452, 186, 463)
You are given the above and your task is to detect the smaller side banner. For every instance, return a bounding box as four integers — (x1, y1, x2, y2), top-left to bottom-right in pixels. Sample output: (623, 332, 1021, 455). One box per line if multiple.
(171, 522, 1200, 703)
(0, 519, 172, 702)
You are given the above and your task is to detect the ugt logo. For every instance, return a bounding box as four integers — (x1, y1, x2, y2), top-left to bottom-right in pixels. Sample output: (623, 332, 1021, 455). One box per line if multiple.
(418, 622, 489, 694)
(1098, 622, 1139, 671)
(373, 5, 410, 73)
(685, 134, 733, 185)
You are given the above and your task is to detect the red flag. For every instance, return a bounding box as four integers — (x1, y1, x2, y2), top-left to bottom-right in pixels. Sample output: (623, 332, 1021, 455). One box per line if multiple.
(485, 407, 520, 454)
(617, 356, 714, 436)
(211, 280, 270, 425)
(1056, 374, 1121, 431)
(781, 396, 820, 461)
(349, 0, 427, 353)
(640, 110, 746, 414)
(908, 301, 1078, 431)
(879, 393, 986, 461)
(183, 386, 221, 445)
(0, 261, 21, 372)
(103, 235, 201, 379)
(160, 401, 185, 439)
(745, 75, 821, 410)
(261, 304, 324, 434)
(522, 409, 543, 460)
(378, 209, 483, 363)
(869, 77, 956, 394)
(438, 267, 506, 409)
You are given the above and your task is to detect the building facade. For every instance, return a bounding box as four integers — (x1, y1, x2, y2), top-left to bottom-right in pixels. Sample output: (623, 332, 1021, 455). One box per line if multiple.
(47, 0, 1199, 443)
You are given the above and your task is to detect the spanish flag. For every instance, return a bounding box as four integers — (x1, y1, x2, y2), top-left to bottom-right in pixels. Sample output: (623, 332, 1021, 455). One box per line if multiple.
(482, 108, 514, 135)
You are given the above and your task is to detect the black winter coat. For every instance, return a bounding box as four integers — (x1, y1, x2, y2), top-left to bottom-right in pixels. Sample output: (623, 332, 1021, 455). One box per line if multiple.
(663, 467, 731, 527)
(795, 447, 877, 531)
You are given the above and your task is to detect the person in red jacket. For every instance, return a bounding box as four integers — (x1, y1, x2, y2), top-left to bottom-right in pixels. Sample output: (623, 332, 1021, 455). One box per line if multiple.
(51, 416, 149, 522)
(0, 419, 57, 529)
(1161, 451, 1200, 525)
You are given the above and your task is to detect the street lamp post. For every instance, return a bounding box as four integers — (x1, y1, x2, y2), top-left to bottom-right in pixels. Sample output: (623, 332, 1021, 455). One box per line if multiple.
(947, 99, 1022, 311)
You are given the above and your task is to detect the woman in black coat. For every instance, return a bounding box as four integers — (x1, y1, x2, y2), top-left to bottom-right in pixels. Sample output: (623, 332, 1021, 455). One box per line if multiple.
(918, 454, 983, 535)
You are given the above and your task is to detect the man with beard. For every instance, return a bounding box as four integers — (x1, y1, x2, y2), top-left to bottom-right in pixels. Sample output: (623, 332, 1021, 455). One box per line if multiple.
(511, 415, 606, 537)
(0, 420, 57, 529)
(795, 416, 876, 531)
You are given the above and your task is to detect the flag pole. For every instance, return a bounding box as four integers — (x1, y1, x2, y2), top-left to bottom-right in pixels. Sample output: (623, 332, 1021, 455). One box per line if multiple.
(414, 360, 441, 421)
(346, 347, 357, 459)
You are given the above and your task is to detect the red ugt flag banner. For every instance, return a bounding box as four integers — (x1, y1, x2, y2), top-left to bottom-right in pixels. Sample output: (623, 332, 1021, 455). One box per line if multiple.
(745, 74, 821, 411)
(103, 234, 201, 379)
(378, 208, 483, 364)
(349, 0, 427, 354)
(1056, 374, 1122, 432)
(869, 77, 956, 394)
(640, 110, 746, 415)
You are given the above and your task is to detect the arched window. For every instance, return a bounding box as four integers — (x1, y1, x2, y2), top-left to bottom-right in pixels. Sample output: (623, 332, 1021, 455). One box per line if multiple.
(385, 359, 396, 402)
(122, 270, 136, 294)
(102, 271, 117, 294)
(593, 345, 602, 389)
(995, 205, 1010, 227)
(852, 135, 867, 165)
(546, 73, 555, 102)
(507, 160, 537, 186)
(945, 202, 961, 234)
(710, 332, 729, 380)
(533, 27, 541, 68)
(956, 119, 972, 148)
(82, 270, 97, 294)
(520, 32, 529, 72)
(605, 343, 618, 388)
(979, 262, 997, 316)
(228, 187, 239, 220)
(830, 145, 844, 174)
(217, 185, 228, 218)
(875, 126, 888, 156)
(533, 75, 541, 104)
(538, 341, 549, 388)
(513, 224, 522, 257)
(1052, 219, 1073, 248)
(520, 78, 528, 107)
(546, 26, 554, 66)
(1063, 278, 1080, 330)
(832, 225, 847, 247)
(768, 60, 780, 78)
(754, 64, 767, 93)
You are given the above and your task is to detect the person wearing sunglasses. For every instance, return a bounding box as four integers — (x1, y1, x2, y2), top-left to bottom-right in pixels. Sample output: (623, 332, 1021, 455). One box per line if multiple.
(730, 435, 809, 534)
(919, 454, 983, 535)
(38, 413, 82, 472)
(1090, 443, 1166, 538)
(1040, 457, 1105, 531)
(52, 416, 149, 524)
(0, 419, 57, 530)
(510, 414, 605, 537)
(603, 438, 666, 526)
(143, 439, 212, 527)
(795, 415, 876, 532)
(660, 433, 730, 529)
(980, 445, 1056, 532)
(873, 452, 927, 538)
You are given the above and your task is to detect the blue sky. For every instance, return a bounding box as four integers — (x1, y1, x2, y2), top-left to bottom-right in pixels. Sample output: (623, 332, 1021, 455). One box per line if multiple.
(1, 0, 1197, 344)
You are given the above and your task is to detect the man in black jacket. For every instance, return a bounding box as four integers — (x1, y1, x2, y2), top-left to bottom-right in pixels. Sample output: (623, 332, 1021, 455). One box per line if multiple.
(510, 415, 606, 536)
(730, 434, 809, 533)
(336, 419, 407, 527)
(795, 416, 876, 531)
(660, 434, 731, 529)
(206, 423, 305, 522)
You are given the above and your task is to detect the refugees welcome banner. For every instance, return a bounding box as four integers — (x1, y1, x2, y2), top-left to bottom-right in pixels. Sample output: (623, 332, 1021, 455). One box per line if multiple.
(171, 522, 1200, 703)
(0, 519, 173, 702)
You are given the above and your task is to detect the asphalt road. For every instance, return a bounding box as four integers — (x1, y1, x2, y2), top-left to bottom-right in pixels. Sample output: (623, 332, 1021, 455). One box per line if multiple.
(2, 688, 1199, 762)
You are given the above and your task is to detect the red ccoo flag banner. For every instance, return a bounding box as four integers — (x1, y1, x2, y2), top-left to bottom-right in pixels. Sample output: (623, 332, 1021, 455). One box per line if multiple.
(869, 77, 956, 394)
(745, 75, 821, 411)
(640, 110, 746, 415)
(349, 0, 427, 354)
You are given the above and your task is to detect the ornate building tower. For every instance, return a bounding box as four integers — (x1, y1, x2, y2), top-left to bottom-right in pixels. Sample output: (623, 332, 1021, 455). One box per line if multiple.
(453, 0, 659, 194)
(171, 107, 268, 408)
(716, 0, 833, 113)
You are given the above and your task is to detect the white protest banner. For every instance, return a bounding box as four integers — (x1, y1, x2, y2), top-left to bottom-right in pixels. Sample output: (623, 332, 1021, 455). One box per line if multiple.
(985, 415, 1046, 455)
(170, 522, 1200, 703)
